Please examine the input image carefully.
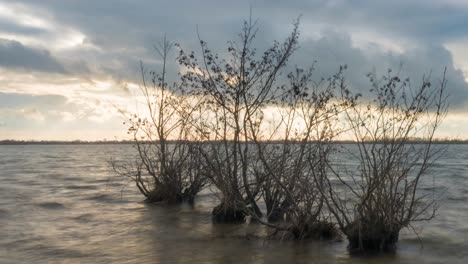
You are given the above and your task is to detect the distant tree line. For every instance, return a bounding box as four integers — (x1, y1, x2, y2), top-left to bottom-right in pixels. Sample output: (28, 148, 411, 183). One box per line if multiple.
(0, 140, 135, 145)
(1, 138, 464, 145)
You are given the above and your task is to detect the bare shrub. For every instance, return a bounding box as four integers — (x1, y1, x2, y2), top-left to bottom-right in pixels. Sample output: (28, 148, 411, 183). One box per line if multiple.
(251, 66, 350, 239)
(177, 17, 300, 222)
(111, 15, 449, 250)
(320, 68, 449, 252)
(113, 37, 207, 204)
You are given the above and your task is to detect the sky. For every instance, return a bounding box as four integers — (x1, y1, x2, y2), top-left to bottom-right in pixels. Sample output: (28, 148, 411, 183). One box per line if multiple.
(1, 0, 468, 140)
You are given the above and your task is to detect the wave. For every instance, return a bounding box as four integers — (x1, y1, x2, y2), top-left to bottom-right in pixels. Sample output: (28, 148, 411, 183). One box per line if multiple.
(81, 193, 129, 204)
(0, 208, 9, 218)
(65, 185, 97, 190)
(71, 213, 94, 222)
(36, 202, 66, 209)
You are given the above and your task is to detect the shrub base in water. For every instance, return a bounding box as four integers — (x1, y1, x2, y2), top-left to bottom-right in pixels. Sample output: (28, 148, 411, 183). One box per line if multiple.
(144, 186, 183, 204)
(212, 202, 246, 223)
(345, 222, 400, 254)
(290, 221, 339, 240)
(267, 207, 287, 222)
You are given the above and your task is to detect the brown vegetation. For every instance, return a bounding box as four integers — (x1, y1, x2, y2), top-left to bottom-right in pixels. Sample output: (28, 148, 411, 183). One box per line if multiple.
(112, 37, 207, 204)
(113, 17, 448, 253)
(319, 69, 448, 252)
(177, 17, 300, 222)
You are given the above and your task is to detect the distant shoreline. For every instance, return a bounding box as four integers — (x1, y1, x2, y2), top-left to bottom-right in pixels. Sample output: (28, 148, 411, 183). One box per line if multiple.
(0, 140, 135, 145)
(1, 139, 468, 145)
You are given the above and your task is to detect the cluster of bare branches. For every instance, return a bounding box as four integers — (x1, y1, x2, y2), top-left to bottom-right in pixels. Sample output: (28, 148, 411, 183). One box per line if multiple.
(114, 18, 448, 253)
(247, 66, 352, 239)
(177, 18, 300, 222)
(112, 37, 207, 204)
(318, 69, 449, 252)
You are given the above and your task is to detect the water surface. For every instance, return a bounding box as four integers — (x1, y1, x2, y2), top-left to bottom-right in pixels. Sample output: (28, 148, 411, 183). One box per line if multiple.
(0, 144, 466, 263)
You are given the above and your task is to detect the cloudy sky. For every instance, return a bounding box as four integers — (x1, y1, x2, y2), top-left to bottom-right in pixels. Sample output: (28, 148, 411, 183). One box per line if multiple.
(1, 0, 468, 140)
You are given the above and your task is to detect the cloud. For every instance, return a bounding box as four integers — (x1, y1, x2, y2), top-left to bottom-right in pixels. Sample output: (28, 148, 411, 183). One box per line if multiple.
(0, 93, 67, 124)
(0, 92, 68, 108)
(3, 0, 467, 88)
(0, 92, 126, 140)
(0, 16, 47, 36)
(0, 0, 468, 139)
(0, 39, 66, 73)
(292, 31, 468, 106)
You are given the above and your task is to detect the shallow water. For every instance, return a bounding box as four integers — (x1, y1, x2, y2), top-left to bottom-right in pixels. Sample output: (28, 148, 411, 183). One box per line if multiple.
(0, 144, 466, 263)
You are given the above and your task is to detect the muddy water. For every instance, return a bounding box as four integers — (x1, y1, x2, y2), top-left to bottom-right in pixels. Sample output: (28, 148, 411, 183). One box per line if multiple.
(0, 144, 466, 263)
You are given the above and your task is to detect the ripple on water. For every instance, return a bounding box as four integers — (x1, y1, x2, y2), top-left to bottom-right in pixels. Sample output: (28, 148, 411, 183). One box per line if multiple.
(81, 193, 130, 204)
(27, 243, 89, 259)
(39, 172, 82, 182)
(36, 202, 66, 209)
(61, 177, 82, 182)
(0, 144, 466, 264)
(65, 185, 97, 190)
(447, 195, 465, 202)
(88, 179, 112, 184)
(71, 213, 94, 223)
(0, 209, 9, 218)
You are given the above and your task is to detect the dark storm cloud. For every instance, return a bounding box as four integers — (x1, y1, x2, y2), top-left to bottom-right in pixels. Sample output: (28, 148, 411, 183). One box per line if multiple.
(0, 39, 66, 73)
(293, 32, 468, 105)
(257, 0, 468, 42)
(6, 0, 468, 57)
(6, 3, 461, 53)
(1, 0, 467, 103)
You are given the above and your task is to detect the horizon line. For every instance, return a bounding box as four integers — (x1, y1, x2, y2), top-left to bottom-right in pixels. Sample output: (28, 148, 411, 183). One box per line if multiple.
(1, 138, 468, 145)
